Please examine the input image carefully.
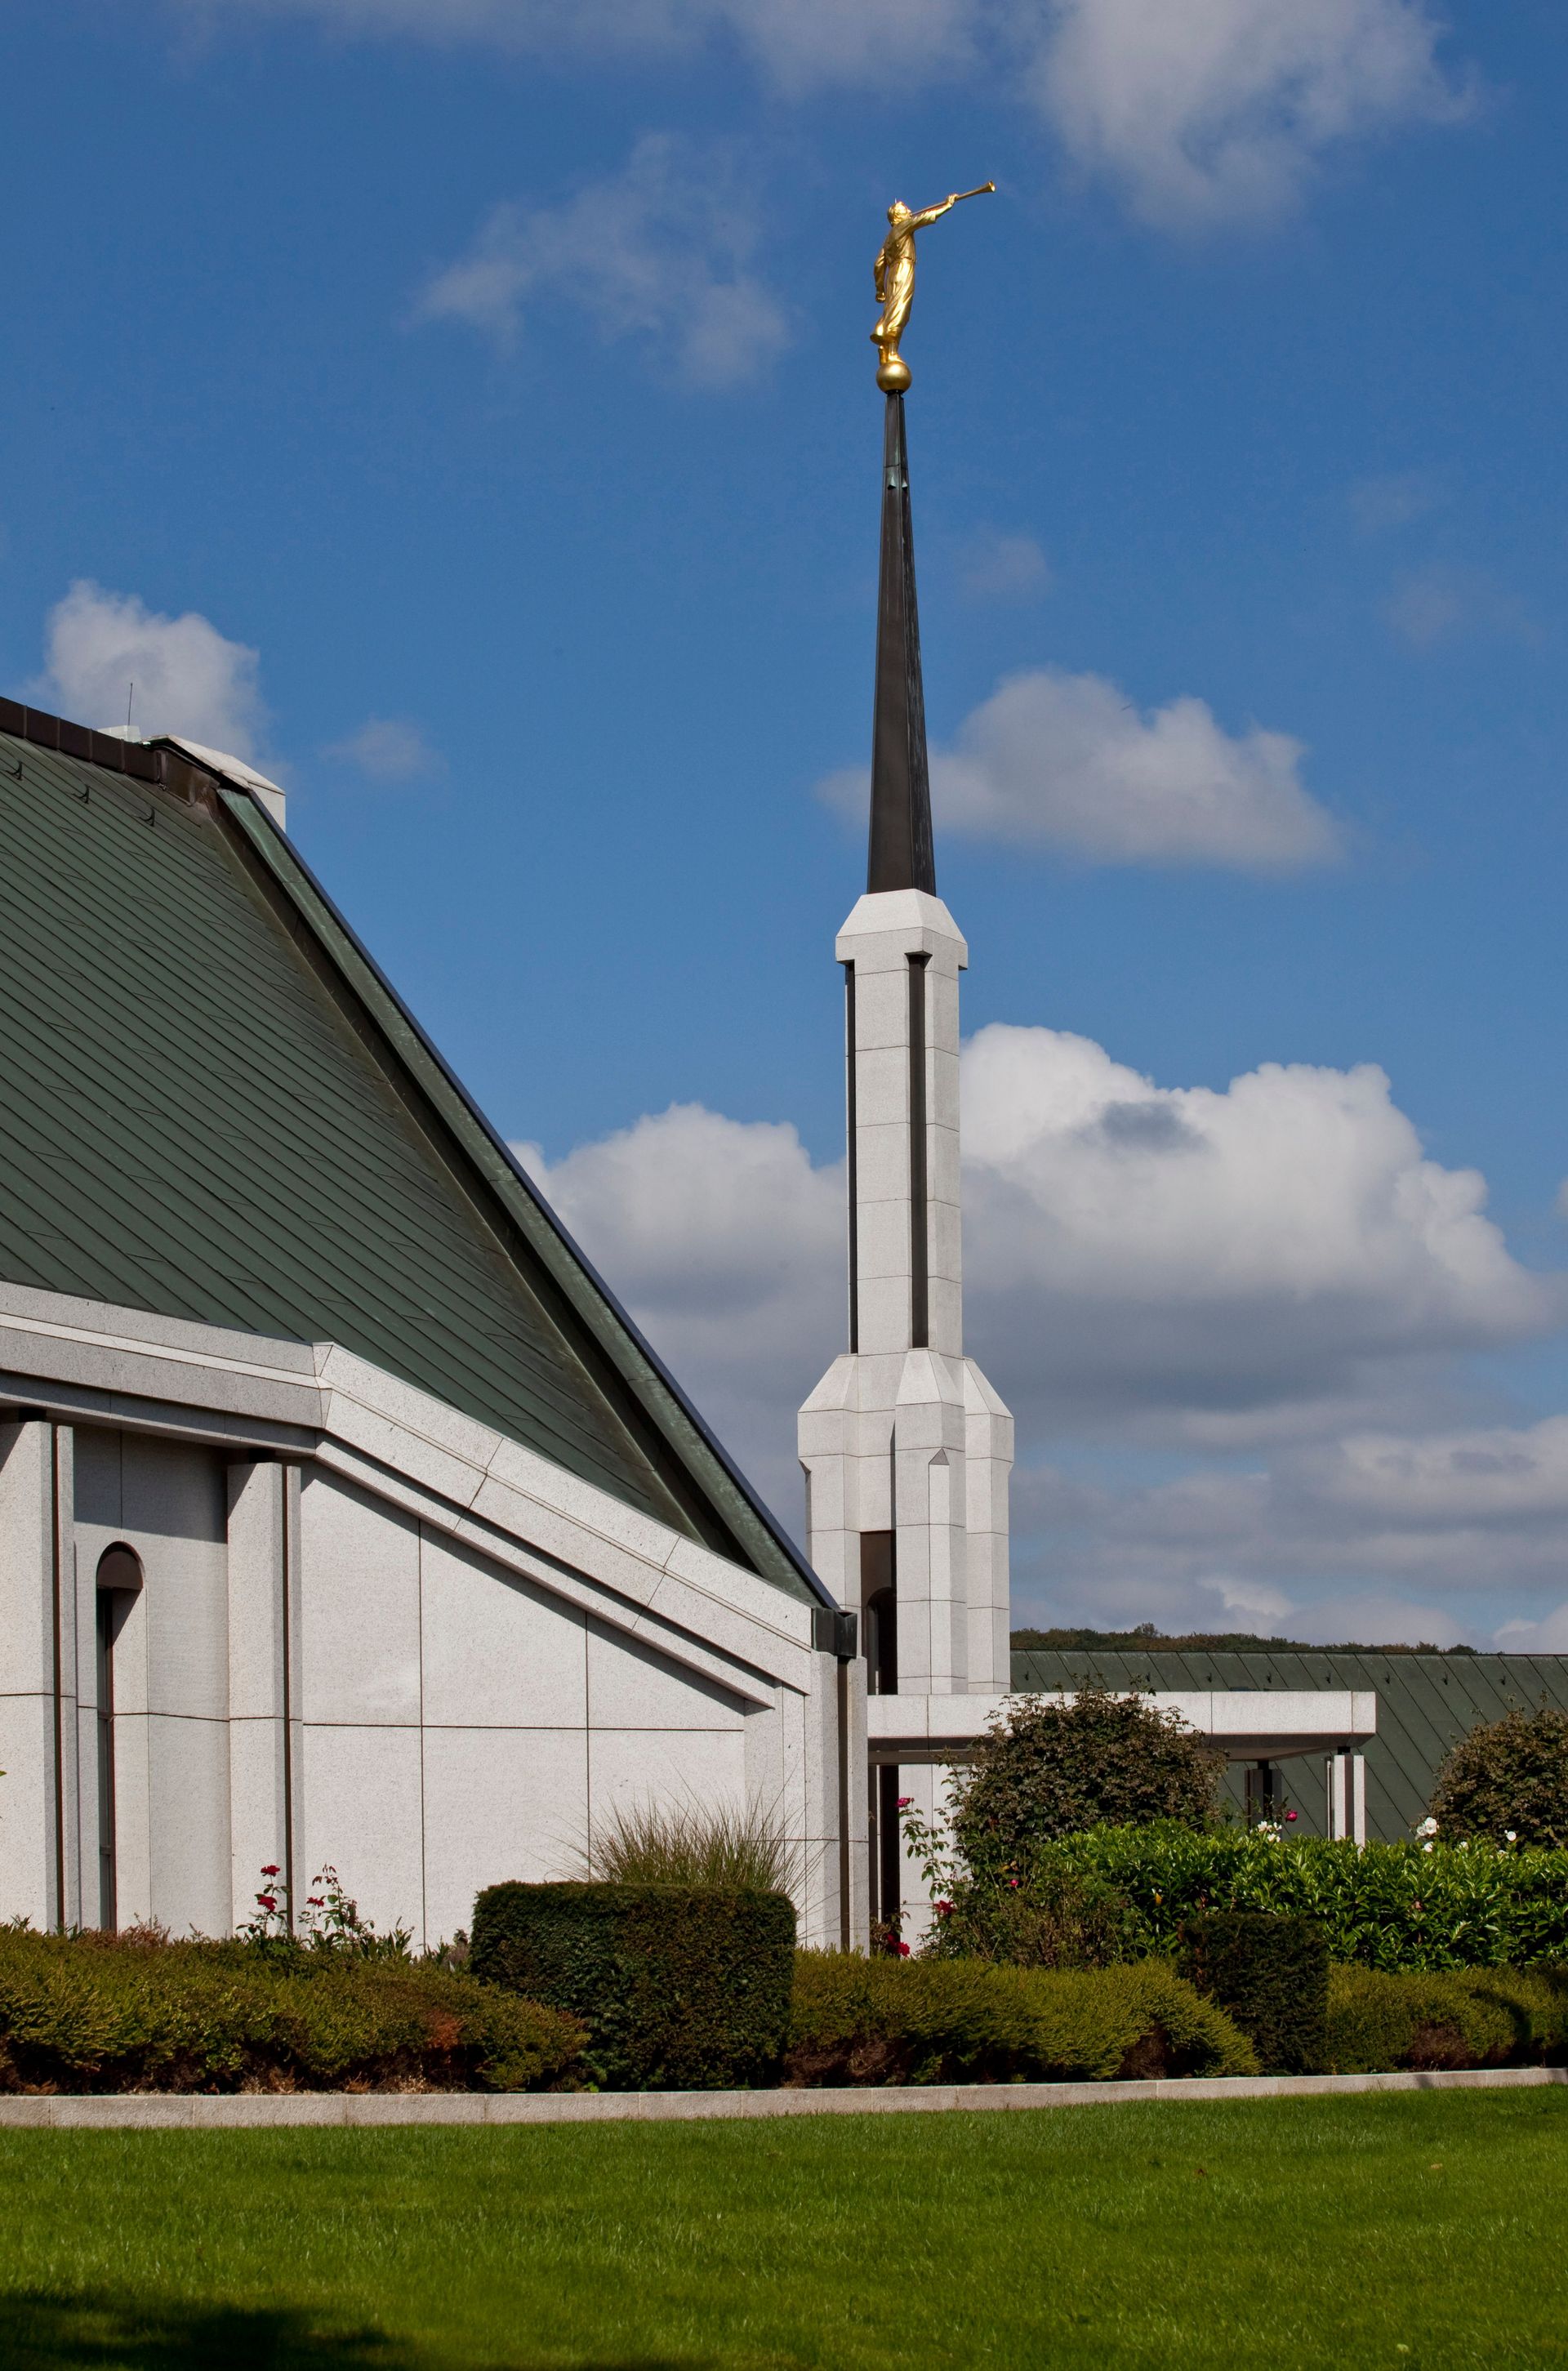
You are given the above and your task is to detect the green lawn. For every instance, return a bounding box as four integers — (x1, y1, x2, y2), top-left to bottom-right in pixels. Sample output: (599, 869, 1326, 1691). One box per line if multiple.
(2, 2092, 1565, 2369)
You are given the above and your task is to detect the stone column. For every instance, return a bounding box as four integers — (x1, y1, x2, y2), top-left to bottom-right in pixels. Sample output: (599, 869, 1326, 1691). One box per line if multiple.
(0, 1420, 64, 1928)
(226, 1459, 297, 1932)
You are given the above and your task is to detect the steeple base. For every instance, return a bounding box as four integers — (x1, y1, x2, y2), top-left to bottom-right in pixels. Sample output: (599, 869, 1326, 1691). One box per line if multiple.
(800, 1345, 1012, 1699)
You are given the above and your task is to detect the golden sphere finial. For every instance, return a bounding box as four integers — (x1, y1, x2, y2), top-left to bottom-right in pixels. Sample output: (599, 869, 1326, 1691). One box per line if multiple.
(876, 354, 912, 394)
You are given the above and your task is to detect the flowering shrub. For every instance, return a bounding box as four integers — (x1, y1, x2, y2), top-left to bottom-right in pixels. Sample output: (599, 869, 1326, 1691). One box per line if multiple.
(1432, 1706, 1568, 1848)
(945, 1690, 1222, 1882)
(1036, 1824, 1568, 1972)
(237, 1864, 412, 1960)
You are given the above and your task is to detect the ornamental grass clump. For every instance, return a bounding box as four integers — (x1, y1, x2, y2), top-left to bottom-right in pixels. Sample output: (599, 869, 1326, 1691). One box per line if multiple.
(582, 1799, 794, 1894)
(0, 1924, 583, 2094)
(786, 1951, 1257, 2087)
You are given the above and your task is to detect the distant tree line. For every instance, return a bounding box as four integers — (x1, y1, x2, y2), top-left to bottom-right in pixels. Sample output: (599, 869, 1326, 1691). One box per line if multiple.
(1010, 1624, 1477, 1656)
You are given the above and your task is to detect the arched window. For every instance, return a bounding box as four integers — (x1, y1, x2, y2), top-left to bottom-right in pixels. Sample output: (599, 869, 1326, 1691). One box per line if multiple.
(95, 1544, 143, 1931)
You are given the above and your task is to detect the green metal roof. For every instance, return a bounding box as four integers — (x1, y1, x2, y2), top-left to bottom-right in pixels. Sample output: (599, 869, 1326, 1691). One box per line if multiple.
(0, 721, 820, 1602)
(1010, 1646, 1568, 1843)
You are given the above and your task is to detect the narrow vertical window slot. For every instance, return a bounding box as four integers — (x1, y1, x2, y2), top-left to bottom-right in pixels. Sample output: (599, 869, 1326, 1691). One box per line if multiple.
(844, 961, 859, 1354)
(94, 1542, 143, 1932)
(907, 954, 929, 1348)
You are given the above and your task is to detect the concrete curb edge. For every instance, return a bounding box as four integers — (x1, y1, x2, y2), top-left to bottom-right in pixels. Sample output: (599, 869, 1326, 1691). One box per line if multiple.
(1, 2064, 1564, 2129)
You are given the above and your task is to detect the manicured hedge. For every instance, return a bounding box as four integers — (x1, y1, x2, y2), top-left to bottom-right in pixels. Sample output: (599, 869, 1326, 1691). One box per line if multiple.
(1038, 1825, 1568, 1970)
(1325, 1963, 1568, 2075)
(1178, 1911, 1329, 2074)
(786, 1952, 1258, 2086)
(0, 1927, 584, 2094)
(471, 1882, 795, 2091)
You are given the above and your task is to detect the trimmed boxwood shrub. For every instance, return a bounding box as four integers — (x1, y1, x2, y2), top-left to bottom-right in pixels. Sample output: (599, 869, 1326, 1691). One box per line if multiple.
(1178, 1911, 1329, 2074)
(786, 1952, 1258, 2087)
(471, 1882, 795, 2092)
(0, 1927, 584, 2093)
(1325, 1963, 1568, 2075)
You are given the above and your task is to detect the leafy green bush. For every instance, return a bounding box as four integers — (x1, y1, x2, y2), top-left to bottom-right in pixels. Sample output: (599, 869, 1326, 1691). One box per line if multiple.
(471, 1882, 795, 2091)
(0, 1926, 583, 2093)
(944, 1691, 1223, 1881)
(1178, 1911, 1329, 2073)
(1033, 1824, 1568, 1971)
(1326, 1963, 1568, 2073)
(1432, 1707, 1568, 1848)
(786, 1952, 1258, 2086)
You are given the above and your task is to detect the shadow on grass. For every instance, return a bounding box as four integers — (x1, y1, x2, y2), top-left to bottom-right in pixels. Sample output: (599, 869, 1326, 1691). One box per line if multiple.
(0, 2292, 699, 2371)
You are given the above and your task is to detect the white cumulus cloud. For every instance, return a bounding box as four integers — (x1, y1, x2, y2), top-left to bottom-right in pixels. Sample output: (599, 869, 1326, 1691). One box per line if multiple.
(818, 667, 1339, 871)
(413, 134, 790, 387)
(957, 528, 1053, 604)
(515, 1029, 1566, 1620)
(1015, 1409, 1568, 1642)
(174, 0, 974, 91)
(28, 580, 263, 758)
(962, 1026, 1558, 1432)
(1495, 1602, 1568, 1654)
(174, 0, 1473, 228)
(517, 1104, 844, 1519)
(325, 717, 443, 781)
(1031, 0, 1474, 226)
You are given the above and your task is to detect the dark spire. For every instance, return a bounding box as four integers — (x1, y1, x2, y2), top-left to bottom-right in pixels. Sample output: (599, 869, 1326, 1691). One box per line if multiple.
(867, 392, 936, 896)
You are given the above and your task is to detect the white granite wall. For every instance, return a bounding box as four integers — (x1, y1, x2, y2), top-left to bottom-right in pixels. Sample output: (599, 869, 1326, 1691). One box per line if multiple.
(73, 1426, 231, 1938)
(298, 1470, 760, 1948)
(1, 1415, 836, 1950)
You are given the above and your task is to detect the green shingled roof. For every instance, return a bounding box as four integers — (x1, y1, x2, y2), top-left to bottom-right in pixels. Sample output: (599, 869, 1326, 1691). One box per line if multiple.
(0, 724, 817, 1601)
(1010, 1645, 1568, 1842)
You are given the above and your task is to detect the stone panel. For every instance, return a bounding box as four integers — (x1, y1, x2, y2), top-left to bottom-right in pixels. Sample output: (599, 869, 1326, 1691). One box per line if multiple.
(299, 1472, 421, 1726)
(421, 1726, 589, 1941)
(419, 1526, 586, 1731)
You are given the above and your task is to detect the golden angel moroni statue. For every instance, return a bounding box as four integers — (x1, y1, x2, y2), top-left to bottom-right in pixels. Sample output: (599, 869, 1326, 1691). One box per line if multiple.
(871, 183, 995, 391)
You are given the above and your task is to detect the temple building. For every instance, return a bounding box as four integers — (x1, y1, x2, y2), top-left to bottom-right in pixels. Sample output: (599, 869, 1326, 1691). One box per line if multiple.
(0, 375, 1394, 1959)
(0, 704, 858, 1949)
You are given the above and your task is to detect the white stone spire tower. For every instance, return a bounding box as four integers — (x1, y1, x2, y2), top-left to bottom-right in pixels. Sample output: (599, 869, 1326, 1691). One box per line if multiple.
(799, 392, 1013, 1889)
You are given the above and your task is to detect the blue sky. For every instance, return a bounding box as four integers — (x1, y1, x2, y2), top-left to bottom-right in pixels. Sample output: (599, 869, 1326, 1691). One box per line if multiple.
(7, 0, 1568, 1646)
